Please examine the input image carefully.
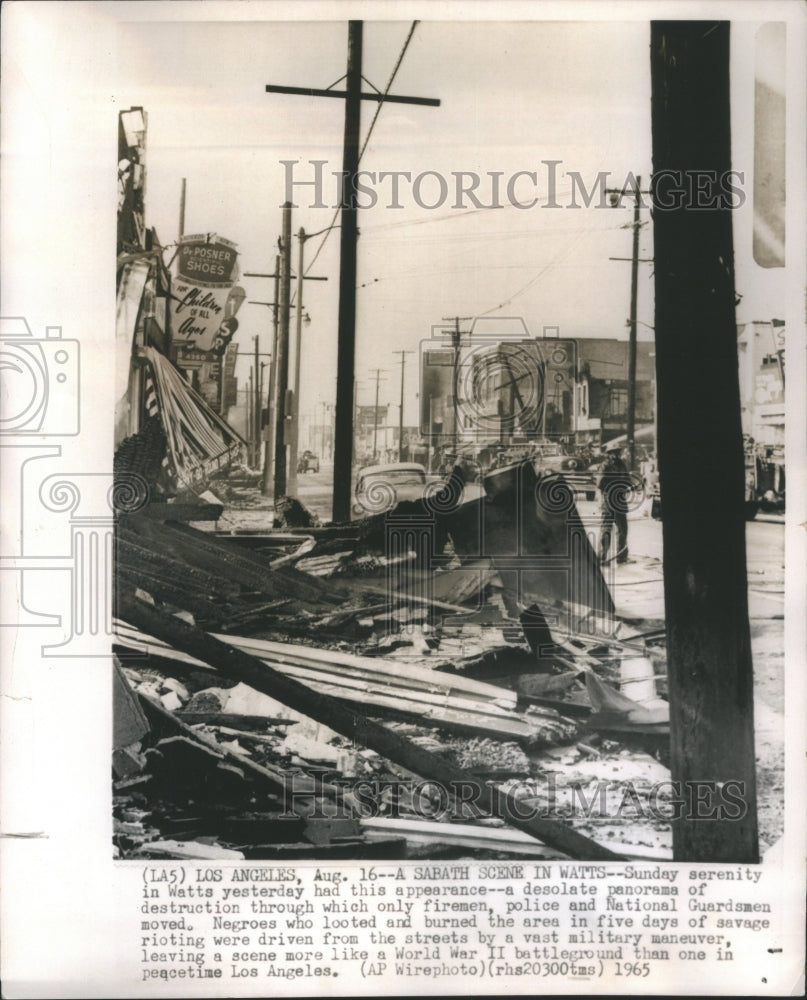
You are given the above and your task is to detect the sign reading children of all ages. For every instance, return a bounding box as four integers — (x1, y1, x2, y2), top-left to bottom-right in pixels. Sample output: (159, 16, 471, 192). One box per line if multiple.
(171, 234, 239, 351)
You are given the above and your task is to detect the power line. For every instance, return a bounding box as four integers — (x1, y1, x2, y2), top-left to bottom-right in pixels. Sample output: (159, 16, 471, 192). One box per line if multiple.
(304, 21, 420, 278)
(358, 22, 419, 163)
(474, 210, 648, 317)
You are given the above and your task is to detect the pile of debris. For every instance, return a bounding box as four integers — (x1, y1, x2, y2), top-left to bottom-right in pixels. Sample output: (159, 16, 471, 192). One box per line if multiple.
(113, 462, 672, 862)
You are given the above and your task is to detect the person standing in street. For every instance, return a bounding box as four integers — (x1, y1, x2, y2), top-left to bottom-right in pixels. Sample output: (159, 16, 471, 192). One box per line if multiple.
(598, 446, 632, 563)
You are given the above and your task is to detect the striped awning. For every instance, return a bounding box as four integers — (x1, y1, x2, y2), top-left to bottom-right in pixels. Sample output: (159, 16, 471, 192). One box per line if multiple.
(143, 346, 245, 489)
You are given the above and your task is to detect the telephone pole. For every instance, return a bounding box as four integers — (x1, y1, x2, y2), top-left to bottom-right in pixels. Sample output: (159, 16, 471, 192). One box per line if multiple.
(287, 229, 328, 496)
(274, 203, 292, 500)
(369, 368, 387, 462)
(261, 256, 280, 495)
(252, 335, 260, 468)
(178, 178, 186, 239)
(606, 182, 652, 472)
(265, 20, 439, 522)
(333, 21, 363, 518)
(287, 229, 306, 497)
(394, 350, 413, 461)
(442, 316, 472, 449)
(246, 372, 253, 454)
(651, 19, 757, 861)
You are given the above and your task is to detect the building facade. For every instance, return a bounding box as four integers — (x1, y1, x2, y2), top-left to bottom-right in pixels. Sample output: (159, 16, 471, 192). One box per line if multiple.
(419, 319, 655, 457)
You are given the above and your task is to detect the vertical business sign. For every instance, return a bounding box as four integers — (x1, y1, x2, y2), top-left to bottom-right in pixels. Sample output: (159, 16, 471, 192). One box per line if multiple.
(171, 234, 239, 351)
(222, 342, 240, 410)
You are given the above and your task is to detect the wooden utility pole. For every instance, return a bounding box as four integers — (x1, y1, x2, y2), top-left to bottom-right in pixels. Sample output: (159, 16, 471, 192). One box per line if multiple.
(274, 203, 292, 500)
(178, 178, 186, 239)
(394, 350, 413, 461)
(265, 21, 439, 522)
(441, 316, 472, 449)
(333, 20, 363, 517)
(369, 368, 386, 462)
(287, 228, 306, 498)
(246, 372, 253, 455)
(260, 255, 281, 496)
(651, 20, 758, 862)
(287, 230, 328, 496)
(626, 187, 640, 473)
(606, 183, 652, 472)
(253, 335, 260, 468)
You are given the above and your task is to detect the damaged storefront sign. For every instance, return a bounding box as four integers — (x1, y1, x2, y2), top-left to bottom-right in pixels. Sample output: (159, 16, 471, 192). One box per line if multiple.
(171, 234, 240, 351)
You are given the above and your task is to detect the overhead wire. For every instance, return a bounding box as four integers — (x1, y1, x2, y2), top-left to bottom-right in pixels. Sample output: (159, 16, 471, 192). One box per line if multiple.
(303, 21, 420, 278)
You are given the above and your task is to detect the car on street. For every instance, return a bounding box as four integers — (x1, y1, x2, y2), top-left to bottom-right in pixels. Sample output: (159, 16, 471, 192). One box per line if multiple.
(297, 450, 320, 474)
(353, 462, 431, 515)
(530, 441, 598, 501)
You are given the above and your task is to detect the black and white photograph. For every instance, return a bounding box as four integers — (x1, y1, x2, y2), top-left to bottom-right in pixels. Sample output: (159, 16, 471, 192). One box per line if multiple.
(2, 1, 805, 996)
(110, 10, 787, 866)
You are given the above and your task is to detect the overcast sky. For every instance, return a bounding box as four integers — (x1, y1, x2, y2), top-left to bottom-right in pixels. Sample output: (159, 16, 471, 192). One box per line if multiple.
(114, 12, 783, 424)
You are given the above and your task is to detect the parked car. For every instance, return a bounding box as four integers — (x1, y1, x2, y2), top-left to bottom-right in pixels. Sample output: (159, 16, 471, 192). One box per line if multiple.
(297, 450, 320, 474)
(531, 441, 597, 501)
(353, 462, 432, 516)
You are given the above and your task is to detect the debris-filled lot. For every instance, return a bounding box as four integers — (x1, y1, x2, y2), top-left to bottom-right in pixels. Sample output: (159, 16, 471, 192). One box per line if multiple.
(113, 463, 784, 863)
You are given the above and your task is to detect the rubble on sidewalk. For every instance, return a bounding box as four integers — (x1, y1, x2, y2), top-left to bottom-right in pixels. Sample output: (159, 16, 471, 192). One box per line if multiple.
(113, 465, 677, 861)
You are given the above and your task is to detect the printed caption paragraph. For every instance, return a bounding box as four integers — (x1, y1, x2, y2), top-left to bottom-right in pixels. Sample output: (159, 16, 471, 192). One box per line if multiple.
(135, 862, 778, 989)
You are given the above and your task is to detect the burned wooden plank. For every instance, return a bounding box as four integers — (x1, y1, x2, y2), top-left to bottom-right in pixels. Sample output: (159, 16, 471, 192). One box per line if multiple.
(116, 624, 543, 741)
(117, 622, 521, 708)
(115, 530, 242, 601)
(360, 818, 566, 858)
(116, 565, 231, 623)
(175, 712, 293, 729)
(132, 502, 224, 522)
(169, 522, 337, 588)
(220, 814, 306, 843)
(132, 519, 345, 606)
(134, 840, 245, 860)
(119, 589, 625, 861)
(236, 840, 408, 861)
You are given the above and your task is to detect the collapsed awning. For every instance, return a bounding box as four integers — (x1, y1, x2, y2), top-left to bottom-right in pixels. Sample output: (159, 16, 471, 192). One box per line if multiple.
(143, 346, 245, 489)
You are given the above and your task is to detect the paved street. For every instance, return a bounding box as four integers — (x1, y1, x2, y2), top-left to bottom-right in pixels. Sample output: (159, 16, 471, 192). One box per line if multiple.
(292, 465, 784, 622)
(225, 462, 785, 646)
